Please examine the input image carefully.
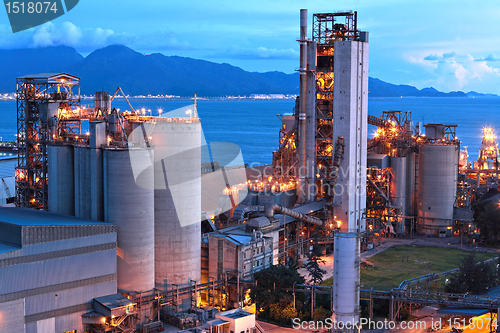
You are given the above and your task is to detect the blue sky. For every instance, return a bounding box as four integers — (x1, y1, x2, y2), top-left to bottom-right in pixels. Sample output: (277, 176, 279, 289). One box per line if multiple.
(1, 0, 500, 94)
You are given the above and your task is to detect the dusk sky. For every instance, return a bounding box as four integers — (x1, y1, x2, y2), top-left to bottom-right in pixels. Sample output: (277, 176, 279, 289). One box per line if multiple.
(1, 0, 499, 94)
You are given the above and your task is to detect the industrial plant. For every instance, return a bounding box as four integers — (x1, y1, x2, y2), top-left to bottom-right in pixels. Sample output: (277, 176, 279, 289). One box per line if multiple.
(0, 8, 498, 333)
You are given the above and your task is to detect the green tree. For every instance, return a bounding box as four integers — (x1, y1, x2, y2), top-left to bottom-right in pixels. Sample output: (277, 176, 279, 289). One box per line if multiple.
(312, 306, 330, 322)
(473, 200, 500, 245)
(250, 264, 305, 319)
(445, 252, 496, 294)
(270, 300, 298, 326)
(305, 242, 326, 285)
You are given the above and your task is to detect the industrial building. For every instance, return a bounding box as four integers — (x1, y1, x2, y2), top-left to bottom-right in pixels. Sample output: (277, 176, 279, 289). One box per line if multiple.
(8, 10, 372, 330)
(3, 7, 492, 333)
(208, 309, 256, 333)
(0, 207, 117, 333)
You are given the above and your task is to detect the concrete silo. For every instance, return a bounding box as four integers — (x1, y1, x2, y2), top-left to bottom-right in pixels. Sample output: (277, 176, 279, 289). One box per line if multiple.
(104, 147, 155, 293)
(74, 146, 91, 220)
(152, 120, 202, 295)
(417, 144, 459, 236)
(48, 144, 75, 216)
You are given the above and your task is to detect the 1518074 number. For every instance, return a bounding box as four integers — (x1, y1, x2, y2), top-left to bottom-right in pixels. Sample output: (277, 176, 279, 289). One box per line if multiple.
(5, 2, 58, 14)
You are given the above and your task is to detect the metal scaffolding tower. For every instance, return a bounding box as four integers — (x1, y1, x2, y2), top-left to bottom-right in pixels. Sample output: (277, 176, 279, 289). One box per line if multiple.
(15, 73, 80, 209)
(313, 12, 360, 204)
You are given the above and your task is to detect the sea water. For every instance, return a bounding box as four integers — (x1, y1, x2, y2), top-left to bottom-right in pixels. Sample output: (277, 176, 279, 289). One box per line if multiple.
(0, 97, 498, 164)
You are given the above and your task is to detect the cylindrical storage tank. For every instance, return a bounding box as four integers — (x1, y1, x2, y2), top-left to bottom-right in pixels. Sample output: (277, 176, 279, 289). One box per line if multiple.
(417, 144, 458, 236)
(153, 120, 201, 293)
(332, 233, 360, 326)
(74, 147, 91, 219)
(48, 144, 75, 215)
(390, 157, 406, 234)
(104, 148, 155, 293)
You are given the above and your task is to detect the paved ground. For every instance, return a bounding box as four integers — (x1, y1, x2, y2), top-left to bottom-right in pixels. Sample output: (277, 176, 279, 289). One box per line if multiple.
(256, 320, 298, 332)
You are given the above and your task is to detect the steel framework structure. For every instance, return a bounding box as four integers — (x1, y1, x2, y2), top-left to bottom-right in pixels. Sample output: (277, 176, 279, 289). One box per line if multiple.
(15, 73, 80, 209)
(312, 12, 358, 203)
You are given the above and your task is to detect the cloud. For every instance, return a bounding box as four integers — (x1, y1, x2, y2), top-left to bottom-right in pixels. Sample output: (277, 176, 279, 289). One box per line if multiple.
(475, 54, 500, 61)
(424, 54, 440, 61)
(31, 22, 125, 52)
(411, 52, 500, 93)
(207, 46, 299, 60)
(424, 52, 457, 61)
(0, 21, 191, 54)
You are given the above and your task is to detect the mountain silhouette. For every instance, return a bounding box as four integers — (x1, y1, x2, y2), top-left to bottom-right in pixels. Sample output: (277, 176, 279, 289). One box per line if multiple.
(0, 45, 478, 97)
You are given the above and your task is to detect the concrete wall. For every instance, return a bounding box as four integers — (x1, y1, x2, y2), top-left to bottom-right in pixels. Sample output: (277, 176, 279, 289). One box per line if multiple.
(0, 219, 118, 333)
(332, 40, 368, 234)
(208, 236, 238, 280)
(0, 299, 25, 333)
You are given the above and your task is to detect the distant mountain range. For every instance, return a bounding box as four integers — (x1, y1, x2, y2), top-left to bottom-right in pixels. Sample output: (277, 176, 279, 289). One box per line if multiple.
(0, 45, 497, 98)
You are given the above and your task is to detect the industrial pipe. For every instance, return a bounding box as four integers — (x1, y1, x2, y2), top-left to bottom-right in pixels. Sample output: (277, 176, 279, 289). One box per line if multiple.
(232, 205, 266, 222)
(265, 203, 323, 226)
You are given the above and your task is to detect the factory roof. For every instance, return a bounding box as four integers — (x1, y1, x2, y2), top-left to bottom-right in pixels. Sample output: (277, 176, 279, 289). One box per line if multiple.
(0, 242, 21, 255)
(367, 153, 388, 159)
(437, 306, 489, 317)
(219, 309, 254, 319)
(94, 294, 135, 310)
(0, 207, 113, 226)
(227, 235, 253, 246)
(247, 216, 271, 228)
(81, 311, 105, 318)
(210, 231, 271, 246)
(17, 73, 80, 82)
(208, 319, 230, 326)
(485, 192, 500, 203)
(211, 234, 250, 246)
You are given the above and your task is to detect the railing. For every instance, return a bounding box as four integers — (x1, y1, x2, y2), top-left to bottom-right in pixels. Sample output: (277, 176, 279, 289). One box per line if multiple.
(255, 322, 266, 333)
(112, 311, 131, 327)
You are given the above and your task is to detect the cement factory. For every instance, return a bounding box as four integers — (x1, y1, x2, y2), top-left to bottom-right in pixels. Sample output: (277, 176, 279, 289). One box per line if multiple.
(0, 8, 498, 333)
